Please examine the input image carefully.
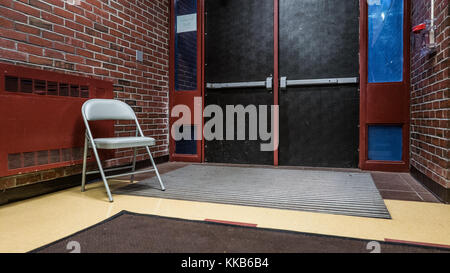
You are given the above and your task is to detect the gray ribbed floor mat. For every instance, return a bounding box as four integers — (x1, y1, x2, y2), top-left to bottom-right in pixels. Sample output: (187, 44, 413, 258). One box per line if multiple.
(114, 165, 391, 219)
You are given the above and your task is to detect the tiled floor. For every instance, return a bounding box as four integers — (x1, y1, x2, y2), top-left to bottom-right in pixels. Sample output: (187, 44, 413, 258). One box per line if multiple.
(1, 177, 450, 252)
(371, 172, 440, 203)
(1, 162, 449, 252)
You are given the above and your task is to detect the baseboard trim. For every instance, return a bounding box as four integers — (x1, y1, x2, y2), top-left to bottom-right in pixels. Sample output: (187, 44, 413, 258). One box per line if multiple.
(410, 166, 449, 204)
(0, 155, 169, 206)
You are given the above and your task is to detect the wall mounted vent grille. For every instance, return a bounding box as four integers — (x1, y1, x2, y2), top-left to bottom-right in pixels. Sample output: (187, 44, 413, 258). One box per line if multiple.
(4, 75, 89, 98)
(7, 148, 92, 170)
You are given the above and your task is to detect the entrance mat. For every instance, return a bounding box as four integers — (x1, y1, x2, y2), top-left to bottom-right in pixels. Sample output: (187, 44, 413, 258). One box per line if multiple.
(115, 165, 391, 219)
(32, 211, 449, 253)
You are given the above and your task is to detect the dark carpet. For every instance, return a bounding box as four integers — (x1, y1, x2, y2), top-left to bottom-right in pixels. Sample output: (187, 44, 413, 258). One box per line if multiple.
(32, 211, 449, 253)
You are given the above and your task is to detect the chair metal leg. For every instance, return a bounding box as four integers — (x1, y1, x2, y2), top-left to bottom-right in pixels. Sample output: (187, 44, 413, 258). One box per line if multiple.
(130, 129, 138, 183)
(145, 146, 165, 191)
(81, 134, 88, 192)
(130, 147, 137, 183)
(91, 145, 114, 202)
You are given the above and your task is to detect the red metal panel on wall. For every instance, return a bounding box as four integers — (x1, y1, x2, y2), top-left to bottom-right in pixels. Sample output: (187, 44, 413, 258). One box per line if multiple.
(359, 0, 411, 172)
(0, 63, 114, 177)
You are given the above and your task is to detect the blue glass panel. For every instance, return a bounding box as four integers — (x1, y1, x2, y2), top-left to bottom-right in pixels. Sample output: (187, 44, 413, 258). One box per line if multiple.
(175, 125, 197, 155)
(368, 125, 402, 161)
(368, 0, 404, 83)
(175, 0, 197, 91)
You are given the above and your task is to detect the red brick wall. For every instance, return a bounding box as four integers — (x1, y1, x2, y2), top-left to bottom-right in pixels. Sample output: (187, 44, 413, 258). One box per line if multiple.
(0, 0, 170, 189)
(410, 0, 449, 189)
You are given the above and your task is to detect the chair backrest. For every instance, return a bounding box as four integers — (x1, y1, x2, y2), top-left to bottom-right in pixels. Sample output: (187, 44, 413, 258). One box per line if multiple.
(82, 99, 136, 121)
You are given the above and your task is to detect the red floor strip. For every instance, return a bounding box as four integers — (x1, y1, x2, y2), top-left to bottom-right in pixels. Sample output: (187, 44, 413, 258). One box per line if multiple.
(204, 219, 258, 227)
(385, 238, 450, 249)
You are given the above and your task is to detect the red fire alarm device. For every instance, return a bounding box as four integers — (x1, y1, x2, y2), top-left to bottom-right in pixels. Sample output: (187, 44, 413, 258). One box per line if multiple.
(412, 23, 426, 33)
(412, 19, 437, 57)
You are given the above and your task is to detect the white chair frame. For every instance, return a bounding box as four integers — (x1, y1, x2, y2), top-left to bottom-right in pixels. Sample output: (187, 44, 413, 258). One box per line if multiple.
(81, 99, 165, 202)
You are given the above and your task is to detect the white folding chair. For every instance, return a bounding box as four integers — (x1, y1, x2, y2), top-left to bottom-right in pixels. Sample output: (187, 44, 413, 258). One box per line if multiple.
(81, 99, 165, 202)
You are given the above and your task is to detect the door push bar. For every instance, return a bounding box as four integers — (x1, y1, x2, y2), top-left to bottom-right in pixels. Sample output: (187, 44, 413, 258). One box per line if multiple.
(280, 77, 359, 90)
(206, 76, 273, 91)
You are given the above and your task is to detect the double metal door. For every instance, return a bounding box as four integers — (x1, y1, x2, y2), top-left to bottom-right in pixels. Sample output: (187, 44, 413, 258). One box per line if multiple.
(205, 0, 360, 167)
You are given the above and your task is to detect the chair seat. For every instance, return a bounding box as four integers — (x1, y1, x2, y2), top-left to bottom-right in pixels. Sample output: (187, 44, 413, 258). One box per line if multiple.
(93, 137, 156, 149)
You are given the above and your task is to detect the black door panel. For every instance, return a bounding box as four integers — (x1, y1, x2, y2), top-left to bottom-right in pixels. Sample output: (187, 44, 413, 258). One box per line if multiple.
(204, 0, 360, 167)
(279, 85, 359, 167)
(279, 0, 360, 167)
(205, 0, 274, 164)
(279, 0, 360, 79)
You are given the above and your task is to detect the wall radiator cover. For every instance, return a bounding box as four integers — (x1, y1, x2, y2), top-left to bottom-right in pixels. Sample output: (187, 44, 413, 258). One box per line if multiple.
(0, 63, 114, 177)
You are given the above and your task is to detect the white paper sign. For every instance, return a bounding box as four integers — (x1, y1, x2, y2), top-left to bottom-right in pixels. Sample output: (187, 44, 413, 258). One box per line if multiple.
(177, 14, 197, 33)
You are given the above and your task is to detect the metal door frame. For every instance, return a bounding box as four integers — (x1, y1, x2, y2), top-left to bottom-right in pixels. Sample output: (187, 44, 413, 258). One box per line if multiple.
(197, 0, 280, 165)
(359, 0, 411, 172)
(169, 0, 411, 171)
(169, 0, 204, 163)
